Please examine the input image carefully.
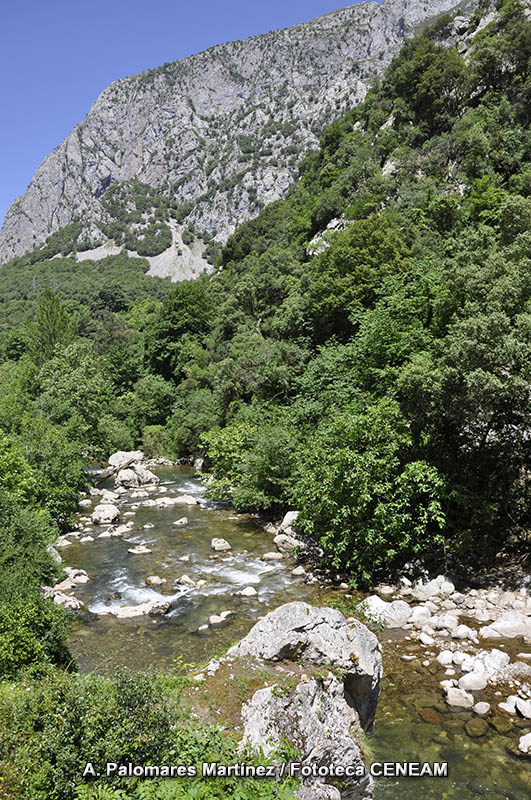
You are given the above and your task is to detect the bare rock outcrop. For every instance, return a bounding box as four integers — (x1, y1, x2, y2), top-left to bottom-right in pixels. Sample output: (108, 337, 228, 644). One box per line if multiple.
(227, 601, 382, 731)
(0, 0, 481, 266)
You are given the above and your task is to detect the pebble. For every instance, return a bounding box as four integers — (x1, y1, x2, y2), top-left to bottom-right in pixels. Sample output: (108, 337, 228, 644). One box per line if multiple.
(173, 517, 188, 526)
(238, 586, 258, 597)
(292, 566, 306, 576)
(473, 702, 490, 716)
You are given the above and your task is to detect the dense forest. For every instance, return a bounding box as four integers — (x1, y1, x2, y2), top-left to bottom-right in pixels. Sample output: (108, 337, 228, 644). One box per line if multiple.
(0, 1, 530, 796)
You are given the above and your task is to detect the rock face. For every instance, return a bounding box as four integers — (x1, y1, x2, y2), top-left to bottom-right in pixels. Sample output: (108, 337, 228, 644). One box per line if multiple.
(227, 601, 382, 731)
(0, 0, 480, 265)
(242, 674, 373, 800)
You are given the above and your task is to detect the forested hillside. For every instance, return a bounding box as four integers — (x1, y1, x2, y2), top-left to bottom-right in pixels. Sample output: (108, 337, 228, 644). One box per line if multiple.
(0, 5, 530, 794)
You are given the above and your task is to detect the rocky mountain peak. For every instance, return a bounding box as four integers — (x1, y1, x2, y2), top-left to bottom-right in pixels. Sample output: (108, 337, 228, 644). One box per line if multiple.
(0, 0, 486, 270)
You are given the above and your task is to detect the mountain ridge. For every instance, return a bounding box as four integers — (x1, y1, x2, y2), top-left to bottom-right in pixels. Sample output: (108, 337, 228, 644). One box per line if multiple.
(0, 0, 481, 267)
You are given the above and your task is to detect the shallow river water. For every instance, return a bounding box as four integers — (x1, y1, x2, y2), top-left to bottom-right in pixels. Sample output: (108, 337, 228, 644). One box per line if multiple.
(65, 467, 530, 800)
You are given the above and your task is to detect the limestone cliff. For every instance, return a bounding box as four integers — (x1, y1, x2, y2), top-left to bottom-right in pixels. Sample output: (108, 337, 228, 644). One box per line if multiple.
(0, 0, 482, 265)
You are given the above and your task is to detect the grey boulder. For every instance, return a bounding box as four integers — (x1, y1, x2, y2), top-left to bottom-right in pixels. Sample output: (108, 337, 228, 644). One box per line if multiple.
(242, 674, 372, 799)
(228, 601, 382, 730)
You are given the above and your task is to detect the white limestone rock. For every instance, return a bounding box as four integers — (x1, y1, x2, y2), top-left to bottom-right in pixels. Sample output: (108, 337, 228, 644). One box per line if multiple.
(92, 503, 120, 525)
(361, 596, 411, 629)
(211, 537, 231, 552)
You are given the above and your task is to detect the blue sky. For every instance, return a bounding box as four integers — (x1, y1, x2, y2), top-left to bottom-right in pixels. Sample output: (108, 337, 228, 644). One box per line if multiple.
(0, 0, 371, 226)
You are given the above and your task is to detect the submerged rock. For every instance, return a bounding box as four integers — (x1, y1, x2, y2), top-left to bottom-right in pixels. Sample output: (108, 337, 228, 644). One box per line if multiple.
(465, 718, 489, 738)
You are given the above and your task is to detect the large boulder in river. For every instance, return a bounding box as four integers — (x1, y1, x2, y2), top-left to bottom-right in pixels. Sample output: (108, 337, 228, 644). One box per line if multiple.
(241, 673, 373, 800)
(108, 450, 144, 469)
(114, 468, 140, 488)
(360, 595, 411, 629)
(227, 601, 382, 731)
(92, 503, 120, 525)
(115, 464, 159, 489)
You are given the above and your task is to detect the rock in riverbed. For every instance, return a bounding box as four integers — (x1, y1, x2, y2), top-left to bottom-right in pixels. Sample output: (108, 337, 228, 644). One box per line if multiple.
(92, 504, 120, 525)
(211, 537, 231, 552)
(228, 601, 382, 731)
(360, 595, 411, 629)
(445, 687, 474, 709)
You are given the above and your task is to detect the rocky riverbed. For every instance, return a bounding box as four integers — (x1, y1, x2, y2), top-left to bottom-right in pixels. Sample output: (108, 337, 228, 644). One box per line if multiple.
(42, 451, 531, 799)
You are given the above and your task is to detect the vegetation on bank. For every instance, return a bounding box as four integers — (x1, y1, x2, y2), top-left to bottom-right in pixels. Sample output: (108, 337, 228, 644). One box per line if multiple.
(0, 3, 530, 794)
(1, 1, 530, 586)
(0, 667, 298, 800)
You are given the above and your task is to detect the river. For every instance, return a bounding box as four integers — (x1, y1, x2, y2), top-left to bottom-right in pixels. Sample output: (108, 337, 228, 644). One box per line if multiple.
(63, 466, 530, 800)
